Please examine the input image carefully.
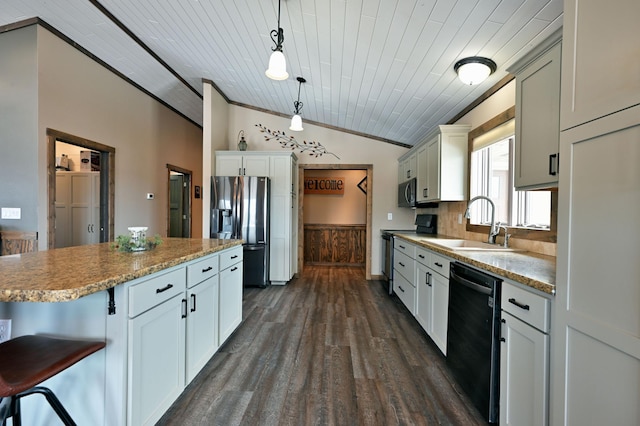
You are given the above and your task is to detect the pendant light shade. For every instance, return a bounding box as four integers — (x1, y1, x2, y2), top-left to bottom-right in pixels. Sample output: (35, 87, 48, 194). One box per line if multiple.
(266, 0, 288, 81)
(289, 114, 303, 131)
(454, 57, 497, 85)
(289, 77, 306, 132)
(266, 50, 288, 80)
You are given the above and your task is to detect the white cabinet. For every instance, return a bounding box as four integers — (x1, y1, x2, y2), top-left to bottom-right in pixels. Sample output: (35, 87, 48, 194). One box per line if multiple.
(393, 238, 416, 314)
(554, 2, 640, 424)
(216, 152, 270, 176)
(500, 281, 550, 426)
(402, 125, 470, 203)
(398, 153, 417, 183)
(55, 171, 100, 247)
(393, 249, 416, 314)
(553, 107, 640, 425)
(560, 0, 640, 131)
(269, 153, 298, 285)
(128, 268, 187, 426)
(509, 30, 562, 190)
(415, 254, 432, 332)
(185, 254, 219, 382)
(219, 246, 243, 344)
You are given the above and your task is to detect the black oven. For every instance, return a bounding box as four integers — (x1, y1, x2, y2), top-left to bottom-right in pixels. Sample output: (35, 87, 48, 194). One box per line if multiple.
(380, 214, 437, 296)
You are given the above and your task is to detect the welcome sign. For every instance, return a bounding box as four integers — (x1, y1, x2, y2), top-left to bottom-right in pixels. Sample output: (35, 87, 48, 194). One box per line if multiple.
(304, 177, 345, 195)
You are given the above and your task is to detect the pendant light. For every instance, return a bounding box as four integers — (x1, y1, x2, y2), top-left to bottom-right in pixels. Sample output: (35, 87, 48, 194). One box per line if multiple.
(290, 77, 306, 131)
(454, 57, 497, 85)
(265, 0, 289, 80)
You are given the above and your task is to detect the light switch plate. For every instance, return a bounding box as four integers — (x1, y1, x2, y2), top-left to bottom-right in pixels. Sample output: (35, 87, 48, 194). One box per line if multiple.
(1, 208, 21, 219)
(387, 213, 393, 220)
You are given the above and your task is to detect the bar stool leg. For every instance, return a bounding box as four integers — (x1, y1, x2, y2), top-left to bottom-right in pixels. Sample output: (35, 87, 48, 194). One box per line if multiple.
(16, 387, 76, 426)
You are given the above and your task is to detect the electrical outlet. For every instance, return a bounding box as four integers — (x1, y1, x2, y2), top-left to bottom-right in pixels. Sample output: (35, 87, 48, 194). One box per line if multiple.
(387, 213, 393, 220)
(1, 208, 21, 219)
(146, 193, 154, 200)
(458, 213, 463, 224)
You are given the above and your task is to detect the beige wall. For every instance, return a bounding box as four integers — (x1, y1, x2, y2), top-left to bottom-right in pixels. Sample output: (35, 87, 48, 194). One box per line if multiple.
(0, 26, 202, 249)
(303, 169, 367, 225)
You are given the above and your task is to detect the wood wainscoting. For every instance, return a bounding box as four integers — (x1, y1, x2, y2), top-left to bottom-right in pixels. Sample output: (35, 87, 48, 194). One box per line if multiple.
(304, 224, 366, 266)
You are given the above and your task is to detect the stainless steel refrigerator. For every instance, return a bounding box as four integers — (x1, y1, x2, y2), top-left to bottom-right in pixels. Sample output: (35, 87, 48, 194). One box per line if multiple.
(211, 176, 270, 287)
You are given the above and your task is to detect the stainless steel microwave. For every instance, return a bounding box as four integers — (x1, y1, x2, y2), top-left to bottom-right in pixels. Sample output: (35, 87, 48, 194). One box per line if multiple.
(398, 177, 417, 208)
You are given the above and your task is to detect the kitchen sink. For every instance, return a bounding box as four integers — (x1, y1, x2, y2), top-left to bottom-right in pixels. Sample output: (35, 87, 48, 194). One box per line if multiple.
(421, 238, 523, 252)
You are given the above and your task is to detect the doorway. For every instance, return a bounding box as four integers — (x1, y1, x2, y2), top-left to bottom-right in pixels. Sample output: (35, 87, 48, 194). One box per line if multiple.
(167, 164, 192, 238)
(298, 164, 373, 279)
(47, 129, 115, 249)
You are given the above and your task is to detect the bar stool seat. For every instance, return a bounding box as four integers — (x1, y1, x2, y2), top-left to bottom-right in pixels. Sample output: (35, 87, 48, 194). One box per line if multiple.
(0, 335, 106, 426)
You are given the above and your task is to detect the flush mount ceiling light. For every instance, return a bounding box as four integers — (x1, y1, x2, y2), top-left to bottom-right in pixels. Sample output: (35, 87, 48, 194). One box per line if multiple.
(265, 0, 289, 80)
(289, 76, 306, 131)
(454, 56, 497, 85)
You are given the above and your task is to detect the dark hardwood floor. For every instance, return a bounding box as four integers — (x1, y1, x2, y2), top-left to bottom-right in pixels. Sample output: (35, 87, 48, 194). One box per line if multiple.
(158, 265, 486, 425)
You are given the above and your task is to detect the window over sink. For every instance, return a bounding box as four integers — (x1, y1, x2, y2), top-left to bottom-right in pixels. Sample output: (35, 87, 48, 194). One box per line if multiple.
(466, 107, 556, 242)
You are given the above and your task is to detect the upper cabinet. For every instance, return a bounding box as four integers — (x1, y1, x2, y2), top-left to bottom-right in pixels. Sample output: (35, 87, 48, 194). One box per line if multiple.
(215, 152, 270, 176)
(398, 153, 417, 183)
(408, 124, 470, 204)
(508, 29, 562, 190)
(560, 1, 640, 130)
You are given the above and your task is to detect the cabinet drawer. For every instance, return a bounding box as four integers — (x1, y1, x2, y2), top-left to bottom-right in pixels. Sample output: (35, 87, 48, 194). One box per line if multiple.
(187, 254, 218, 288)
(129, 268, 186, 318)
(393, 250, 415, 283)
(429, 252, 450, 278)
(393, 238, 416, 258)
(502, 281, 550, 332)
(220, 245, 243, 271)
(415, 246, 430, 266)
(394, 271, 416, 315)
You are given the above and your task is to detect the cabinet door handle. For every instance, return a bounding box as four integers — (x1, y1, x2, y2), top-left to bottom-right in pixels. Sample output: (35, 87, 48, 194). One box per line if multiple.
(398, 285, 405, 293)
(190, 293, 196, 312)
(549, 153, 559, 176)
(500, 318, 506, 342)
(508, 297, 530, 311)
(156, 283, 174, 294)
(243, 168, 246, 175)
(426, 272, 432, 287)
(202, 266, 213, 273)
(87, 224, 91, 233)
(231, 266, 238, 272)
(418, 254, 425, 259)
(423, 188, 428, 197)
(231, 255, 238, 259)
(434, 262, 443, 268)
(181, 298, 187, 319)
(399, 262, 405, 268)
(398, 245, 405, 249)
(238, 168, 242, 175)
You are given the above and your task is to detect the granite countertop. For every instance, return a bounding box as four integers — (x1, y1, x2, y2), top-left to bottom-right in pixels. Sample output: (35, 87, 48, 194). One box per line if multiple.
(0, 238, 243, 303)
(393, 233, 556, 295)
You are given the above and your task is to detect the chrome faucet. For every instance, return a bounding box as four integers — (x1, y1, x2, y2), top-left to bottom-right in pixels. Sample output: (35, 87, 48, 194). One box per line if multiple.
(497, 222, 511, 247)
(464, 196, 499, 244)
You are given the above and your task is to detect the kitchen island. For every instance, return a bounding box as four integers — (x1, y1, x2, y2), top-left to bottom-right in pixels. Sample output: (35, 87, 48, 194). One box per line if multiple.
(0, 238, 243, 425)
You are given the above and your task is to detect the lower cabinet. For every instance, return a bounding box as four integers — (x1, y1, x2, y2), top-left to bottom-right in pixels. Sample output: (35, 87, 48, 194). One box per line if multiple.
(500, 281, 550, 426)
(129, 293, 186, 426)
(415, 246, 450, 355)
(127, 247, 242, 425)
(219, 250, 243, 344)
(186, 275, 219, 382)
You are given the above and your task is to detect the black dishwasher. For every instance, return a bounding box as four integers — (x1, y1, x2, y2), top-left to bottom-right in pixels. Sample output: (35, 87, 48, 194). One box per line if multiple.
(447, 262, 502, 424)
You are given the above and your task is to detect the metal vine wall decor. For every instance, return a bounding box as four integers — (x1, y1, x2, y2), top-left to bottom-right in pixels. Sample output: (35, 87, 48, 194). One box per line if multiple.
(255, 124, 340, 159)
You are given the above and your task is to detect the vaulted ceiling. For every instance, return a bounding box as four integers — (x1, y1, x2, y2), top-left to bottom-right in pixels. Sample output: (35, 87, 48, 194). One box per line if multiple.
(0, 0, 562, 147)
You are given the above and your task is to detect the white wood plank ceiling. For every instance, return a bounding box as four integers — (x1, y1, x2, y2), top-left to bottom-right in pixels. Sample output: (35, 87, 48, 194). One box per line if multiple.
(0, 0, 562, 146)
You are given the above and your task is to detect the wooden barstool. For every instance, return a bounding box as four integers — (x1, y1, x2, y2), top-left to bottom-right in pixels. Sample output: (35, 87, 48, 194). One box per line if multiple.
(0, 335, 106, 426)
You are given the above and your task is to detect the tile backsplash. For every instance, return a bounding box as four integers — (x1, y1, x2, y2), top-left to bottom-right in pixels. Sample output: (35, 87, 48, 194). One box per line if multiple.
(416, 201, 557, 257)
